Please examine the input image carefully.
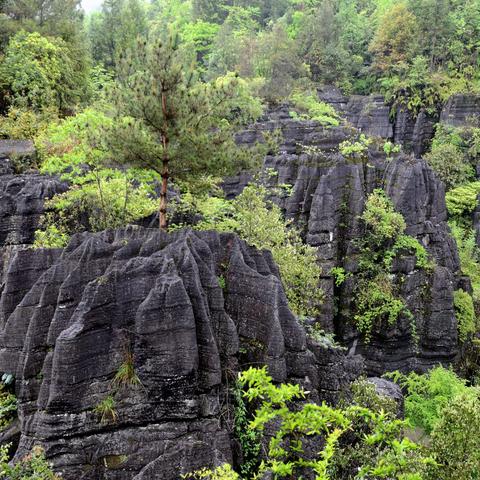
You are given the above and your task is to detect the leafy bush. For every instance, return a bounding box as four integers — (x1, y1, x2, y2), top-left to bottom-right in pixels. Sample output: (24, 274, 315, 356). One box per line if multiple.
(449, 221, 480, 306)
(36, 109, 158, 235)
(339, 134, 372, 160)
(351, 190, 430, 342)
(361, 189, 406, 246)
(446, 181, 480, 218)
(210, 367, 434, 479)
(383, 141, 401, 158)
(0, 445, 58, 479)
(290, 90, 340, 126)
(0, 384, 16, 430)
(388, 366, 469, 435)
(33, 225, 69, 249)
(425, 142, 474, 190)
(184, 464, 239, 480)
(429, 389, 480, 480)
(354, 274, 411, 343)
(0, 106, 58, 140)
(0, 31, 86, 112)
(454, 289, 476, 343)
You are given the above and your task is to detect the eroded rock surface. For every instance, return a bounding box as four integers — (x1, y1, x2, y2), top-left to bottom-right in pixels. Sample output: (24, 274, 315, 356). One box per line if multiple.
(234, 106, 462, 375)
(0, 227, 361, 479)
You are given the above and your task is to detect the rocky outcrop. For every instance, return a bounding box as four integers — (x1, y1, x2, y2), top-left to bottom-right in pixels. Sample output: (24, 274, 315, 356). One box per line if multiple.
(234, 108, 461, 375)
(440, 94, 480, 127)
(0, 227, 361, 479)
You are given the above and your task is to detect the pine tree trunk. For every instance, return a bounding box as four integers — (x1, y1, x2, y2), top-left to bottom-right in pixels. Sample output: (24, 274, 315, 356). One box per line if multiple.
(159, 92, 169, 231)
(159, 159, 168, 231)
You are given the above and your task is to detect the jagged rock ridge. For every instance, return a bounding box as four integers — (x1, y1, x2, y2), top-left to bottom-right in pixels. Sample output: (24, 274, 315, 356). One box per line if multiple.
(0, 227, 361, 479)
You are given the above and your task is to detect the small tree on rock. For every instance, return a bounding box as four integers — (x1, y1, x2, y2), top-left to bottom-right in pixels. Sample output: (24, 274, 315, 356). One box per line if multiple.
(107, 30, 262, 230)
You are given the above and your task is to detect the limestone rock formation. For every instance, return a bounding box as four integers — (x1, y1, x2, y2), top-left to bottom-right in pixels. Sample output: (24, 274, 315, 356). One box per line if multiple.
(234, 106, 462, 375)
(0, 227, 361, 479)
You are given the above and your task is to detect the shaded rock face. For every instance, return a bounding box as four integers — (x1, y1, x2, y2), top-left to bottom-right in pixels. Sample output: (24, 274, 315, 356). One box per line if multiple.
(234, 109, 461, 376)
(0, 170, 66, 246)
(317, 86, 435, 155)
(440, 94, 480, 127)
(0, 227, 362, 479)
(0, 153, 67, 285)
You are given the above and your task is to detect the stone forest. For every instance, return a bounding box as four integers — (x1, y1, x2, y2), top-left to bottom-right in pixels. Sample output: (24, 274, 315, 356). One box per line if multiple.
(0, 0, 480, 479)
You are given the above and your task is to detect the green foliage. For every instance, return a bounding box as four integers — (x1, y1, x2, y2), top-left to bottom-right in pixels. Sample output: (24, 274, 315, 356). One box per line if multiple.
(429, 388, 480, 480)
(33, 225, 69, 249)
(290, 90, 340, 126)
(330, 267, 350, 287)
(446, 182, 480, 217)
(232, 380, 260, 478)
(352, 190, 430, 343)
(36, 108, 158, 234)
(253, 23, 311, 103)
(183, 464, 240, 480)
(0, 31, 87, 112)
(369, 3, 418, 75)
(234, 367, 434, 480)
(339, 134, 372, 161)
(0, 106, 58, 140)
(425, 143, 474, 190)
(0, 384, 16, 430)
(387, 366, 469, 435)
(112, 350, 141, 390)
(94, 395, 117, 424)
(0, 445, 59, 479)
(361, 189, 406, 245)
(383, 140, 401, 158)
(354, 274, 411, 343)
(108, 31, 263, 228)
(454, 289, 476, 343)
(383, 234, 431, 271)
(349, 378, 398, 417)
(449, 221, 480, 306)
(87, 0, 148, 69)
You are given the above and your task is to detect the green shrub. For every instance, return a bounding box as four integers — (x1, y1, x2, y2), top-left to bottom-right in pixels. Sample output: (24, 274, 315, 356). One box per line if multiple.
(454, 289, 476, 343)
(0, 445, 58, 479)
(33, 225, 69, 249)
(449, 222, 480, 306)
(183, 464, 239, 480)
(388, 366, 469, 435)
(94, 395, 117, 424)
(330, 266, 350, 287)
(430, 389, 480, 480)
(361, 189, 406, 247)
(290, 90, 340, 126)
(352, 190, 430, 342)
(236, 367, 432, 479)
(0, 106, 58, 140)
(348, 378, 398, 416)
(445, 181, 480, 218)
(339, 134, 372, 160)
(383, 141, 401, 158)
(354, 274, 411, 343)
(425, 143, 474, 190)
(0, 384, 16, 430)
(36, 109, 158, 234)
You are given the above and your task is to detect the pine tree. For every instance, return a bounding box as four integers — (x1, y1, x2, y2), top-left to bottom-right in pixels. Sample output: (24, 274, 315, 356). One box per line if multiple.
(107, 31, 262, 230)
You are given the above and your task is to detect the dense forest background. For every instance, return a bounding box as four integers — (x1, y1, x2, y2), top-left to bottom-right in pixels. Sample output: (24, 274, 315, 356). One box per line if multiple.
(2, 0, 480, 126)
